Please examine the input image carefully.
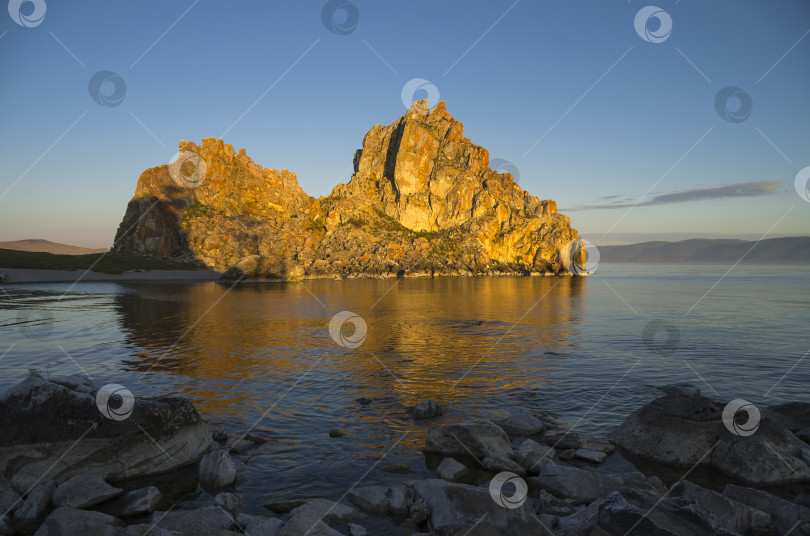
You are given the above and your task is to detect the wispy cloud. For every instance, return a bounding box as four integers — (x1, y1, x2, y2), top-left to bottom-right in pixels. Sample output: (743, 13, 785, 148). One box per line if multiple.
(565, 180, 782, 211)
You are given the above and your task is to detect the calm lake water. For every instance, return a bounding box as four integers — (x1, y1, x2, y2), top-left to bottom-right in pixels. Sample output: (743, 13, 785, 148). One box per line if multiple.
(1, 264, 809, 513)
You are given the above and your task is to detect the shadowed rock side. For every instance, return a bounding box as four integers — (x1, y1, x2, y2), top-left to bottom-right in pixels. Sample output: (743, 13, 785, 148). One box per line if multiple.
(114, 101, 581, 279)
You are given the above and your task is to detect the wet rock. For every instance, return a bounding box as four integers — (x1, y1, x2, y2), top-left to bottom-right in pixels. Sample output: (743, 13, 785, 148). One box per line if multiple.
(409, 497, 431, 525)
(558, 505, 605, 536)
(0, 476, 20, 520)
(280, 499, 359, 536)
(763, 402, 810, 432)
(328, 428, 347, 438)
(436, 458, 469, 482)
(34, 507, 121, 536)
(408, 399, 443, 420)
(380, 464, 410, 474)
(150, 506, 233, 536)
(408, 479, 548, 535)
(347, 485, 413, 516)
(0, 515, 10, 536)
(239, 515, 283, 536)
(558, 448, 576, 461)
(229, 438, 258, 454)
(798, 427, 810, 444)
(669, 480, 771, 534)
(543, 430, 615, 453)
(516, 439, 555, 475)
(723, 484, 810, 534)
(495, 412, 546, 437)
(107, 486, 161, 517)
(356, 397, 373, 406)
(0, 375, 210, 492)
(527, 462, 665, 504)
(661, 383, 701, 398)
(198, 450, 236, 489)
(593, 488, 736, 536)
(347, 523, 368, 536)
(211, 428, 228, 442)
(12, 480, 55, 530)
(574, 448, 607, 464)
(52, 474, 123, 509)
(482, 456, 526, 477)
(263, 499, 308, 514)
(215, 492, 244, 515)
(610, 394, 810, 485)
(424, 422, 514, 460)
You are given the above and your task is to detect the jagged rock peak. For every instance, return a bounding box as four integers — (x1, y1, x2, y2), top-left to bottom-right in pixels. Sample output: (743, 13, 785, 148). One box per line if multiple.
(113, 101, 582, 278)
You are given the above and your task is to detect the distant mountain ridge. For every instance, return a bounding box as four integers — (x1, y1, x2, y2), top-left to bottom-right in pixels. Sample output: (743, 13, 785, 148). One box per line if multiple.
(0, 239, 107, 255)
(598, 237, 810, 264)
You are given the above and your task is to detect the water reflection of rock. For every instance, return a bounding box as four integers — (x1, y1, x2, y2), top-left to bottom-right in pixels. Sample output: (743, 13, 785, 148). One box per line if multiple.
(114, 277, 587, 415)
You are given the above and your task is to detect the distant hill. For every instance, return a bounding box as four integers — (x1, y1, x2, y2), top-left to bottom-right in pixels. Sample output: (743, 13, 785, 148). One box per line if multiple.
(598, 237, 810, 264)
(0, 239, 107, 255)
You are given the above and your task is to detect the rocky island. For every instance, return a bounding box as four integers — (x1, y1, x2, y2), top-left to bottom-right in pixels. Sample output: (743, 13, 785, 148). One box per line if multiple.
(113, 101, 583, 280)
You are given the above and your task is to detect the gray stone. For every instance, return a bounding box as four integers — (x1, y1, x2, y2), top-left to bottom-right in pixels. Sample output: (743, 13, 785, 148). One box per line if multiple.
(763, 402, 810, 432)
(280, 499, 358, 536)
(150, 506, 233, 536)
(108, 486, 161, 516)
(347, 523, 368, 536)
(215, 492, 244, 515)
(555, 499, 604, 536)
(542, 430, 615, 453)
(723, 484, 810, 534)
(538, 489, 575, 517)
(594, 488, 737, 536)
(0, 475, 20, 516)
(120, 525, 179, 536)
(669, 480, 770, 534)
(574, 448, 607, 464)
(527, 462, 665, 504)
(610, 394, 810, 485)
(436, 458, 468, 482)
(482, 456, 526, 477)
(198, 450, 236, 489)
(211, 428, 228, 442)
(798, 426, 810, 444)
(13, 480, 56, 530)
(424, 421, 514, 460)
(408, 399, 443, 420)
(407, 479, 549, 535)
(409, 497, 431, 525)
(0, 515, 11, 536)
(229, 438, 258, 454)
(239, 515, 283, 536)
(34, 507, 121, 536)
(0, 375, 210, 492)
(494, 412, 545, 437)
(661, 383, 701, 397)
(52, 474, 123, 509)
(517, 439, 556, 475)
(347, 485, 412, 516)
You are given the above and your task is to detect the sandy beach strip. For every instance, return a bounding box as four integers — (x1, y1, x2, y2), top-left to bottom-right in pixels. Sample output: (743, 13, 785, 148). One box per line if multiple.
(0, 268, 222, 284)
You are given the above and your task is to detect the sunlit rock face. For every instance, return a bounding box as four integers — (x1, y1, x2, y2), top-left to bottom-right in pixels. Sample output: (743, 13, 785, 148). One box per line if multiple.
(114, 101, 580, 278)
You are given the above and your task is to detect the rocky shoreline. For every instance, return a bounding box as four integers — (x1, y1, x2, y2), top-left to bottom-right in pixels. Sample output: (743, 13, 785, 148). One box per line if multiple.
(1, 375, 808, 535)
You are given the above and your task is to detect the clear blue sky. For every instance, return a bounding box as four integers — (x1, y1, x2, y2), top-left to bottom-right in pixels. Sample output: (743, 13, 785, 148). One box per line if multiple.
(1, 0, 809, 247)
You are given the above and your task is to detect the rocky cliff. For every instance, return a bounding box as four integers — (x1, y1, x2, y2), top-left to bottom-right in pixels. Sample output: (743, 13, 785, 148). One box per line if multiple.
(114, 101, 582, 279)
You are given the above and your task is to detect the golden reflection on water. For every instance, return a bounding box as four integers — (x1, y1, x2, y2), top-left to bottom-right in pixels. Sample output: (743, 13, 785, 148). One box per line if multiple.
(116, 277, 586, 426)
